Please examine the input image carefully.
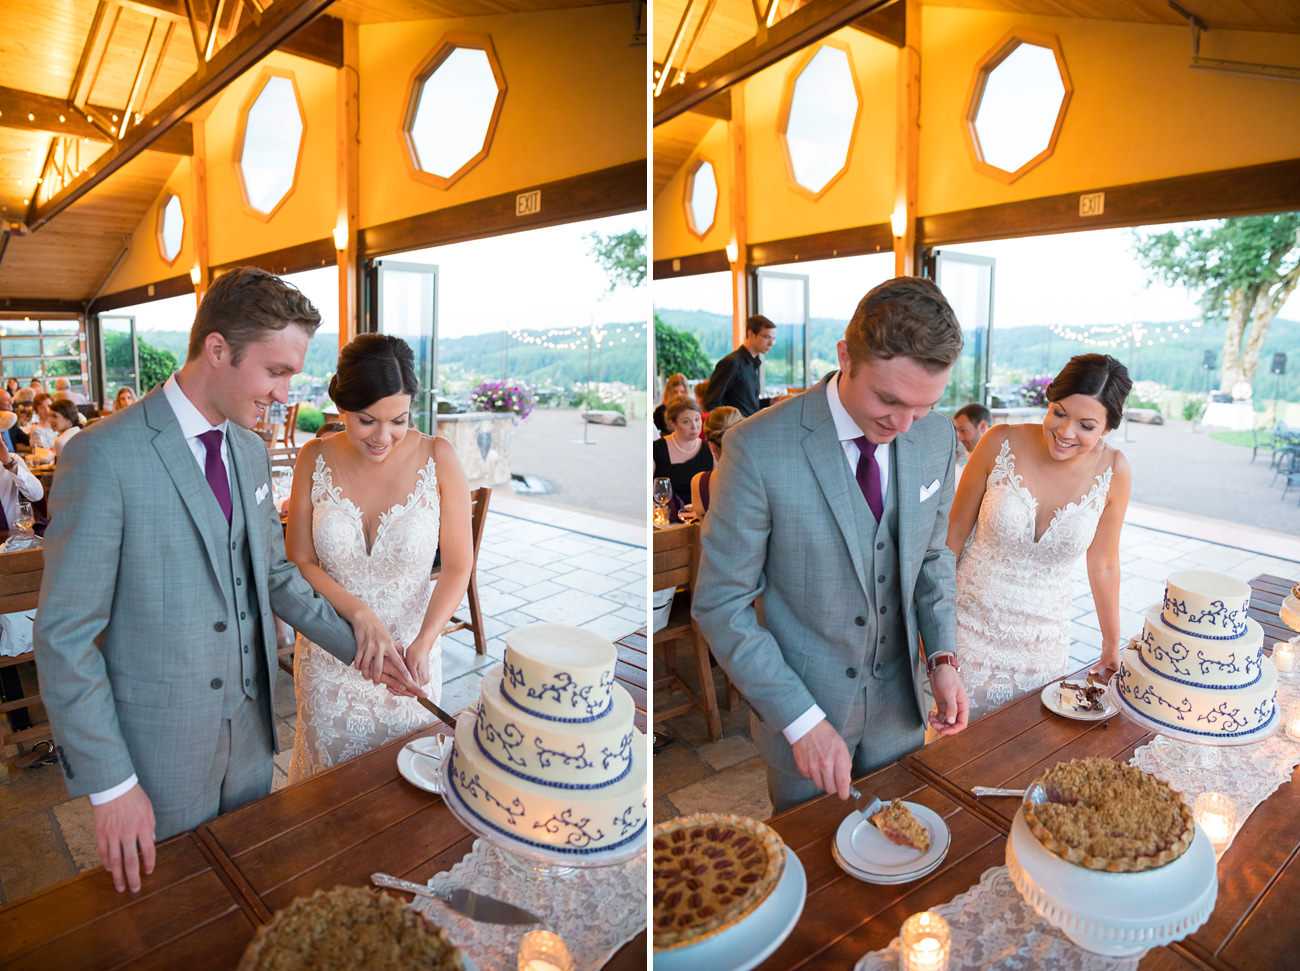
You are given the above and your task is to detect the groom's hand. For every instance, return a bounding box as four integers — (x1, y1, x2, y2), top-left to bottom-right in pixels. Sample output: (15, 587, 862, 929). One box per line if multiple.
(377, 650, 420, 697)
(93, 783, 156, 893)
(791, 720, 852, 800)
(928, 664, 970, 736)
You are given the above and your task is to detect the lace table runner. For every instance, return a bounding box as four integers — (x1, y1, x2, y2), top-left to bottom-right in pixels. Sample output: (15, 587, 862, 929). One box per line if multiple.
(410, 838, 646, 971)
(855, 866, 1140, 971)
(1131, 677, 1300, 849)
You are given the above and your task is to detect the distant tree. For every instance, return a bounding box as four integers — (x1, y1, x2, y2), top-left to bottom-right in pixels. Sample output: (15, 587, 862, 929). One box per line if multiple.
(587, 229, 646, 291)
(655, 315, 711, 382)
(104, 332, 178, 392)
(1133, 214, 1300, 388)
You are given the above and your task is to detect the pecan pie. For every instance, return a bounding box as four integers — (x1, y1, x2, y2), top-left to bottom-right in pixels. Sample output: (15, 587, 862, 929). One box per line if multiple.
(238, 886, 464, 970)
(869, 799, 931, 853)
(652, 812, 786, 949)
(1023, 757, 1194, 873)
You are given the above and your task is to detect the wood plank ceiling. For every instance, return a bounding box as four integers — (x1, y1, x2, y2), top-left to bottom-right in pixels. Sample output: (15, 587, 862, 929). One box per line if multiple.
(0, 0, 633, 307)
(651, 0, 1300, 200)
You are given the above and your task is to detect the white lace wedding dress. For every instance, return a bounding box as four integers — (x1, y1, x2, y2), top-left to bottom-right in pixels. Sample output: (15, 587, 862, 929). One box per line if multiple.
(955, 439, 1113, 715)
(288, 453, 442, 782)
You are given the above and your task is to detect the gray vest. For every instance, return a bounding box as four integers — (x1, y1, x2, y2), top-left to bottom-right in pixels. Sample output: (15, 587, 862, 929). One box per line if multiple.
(217, 453, 265, 718)
(860, 448, 908, 682)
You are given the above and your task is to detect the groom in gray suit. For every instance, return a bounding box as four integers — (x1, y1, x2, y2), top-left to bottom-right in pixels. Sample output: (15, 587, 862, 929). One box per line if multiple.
(35, 268, 413, 893)
(693, 276, 971, 812)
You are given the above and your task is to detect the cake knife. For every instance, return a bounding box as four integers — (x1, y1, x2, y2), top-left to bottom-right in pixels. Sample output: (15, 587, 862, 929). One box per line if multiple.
(401, 680, 458, 728)
(371, 873, 540, 925)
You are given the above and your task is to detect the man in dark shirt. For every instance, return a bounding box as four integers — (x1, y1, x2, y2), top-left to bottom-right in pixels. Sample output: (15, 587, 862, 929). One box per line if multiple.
(703, 314, 776, 417)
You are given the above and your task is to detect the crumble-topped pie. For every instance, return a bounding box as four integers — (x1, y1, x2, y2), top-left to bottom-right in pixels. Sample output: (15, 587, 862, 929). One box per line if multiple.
(1023, 757, 1194, 873)
(869, 799, 931, 853)
(652, 812, 786, 949)
(238, 886, 465, 970)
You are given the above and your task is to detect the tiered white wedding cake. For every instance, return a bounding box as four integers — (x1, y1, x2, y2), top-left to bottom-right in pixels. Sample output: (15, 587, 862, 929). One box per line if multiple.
(1114, 570, 1277, 740)
(445, 623, 647, 855)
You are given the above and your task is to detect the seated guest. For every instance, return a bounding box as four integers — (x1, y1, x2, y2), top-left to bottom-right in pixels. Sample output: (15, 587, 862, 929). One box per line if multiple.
(953, 402, 991, 458)
(26, 393, 57, 450)
(113, 386, 137, 411)
(653, 373, 690, 436)
(652, 396, 712, 510)
(0, 391, 23, 450)
(52, 377, 88, 406)
(50, 398, 82, 461)
(4, 378, 17, 396)
(689, 406, 742, 517)
(0, 419, 44, 524)
(694, 381, 709, 410)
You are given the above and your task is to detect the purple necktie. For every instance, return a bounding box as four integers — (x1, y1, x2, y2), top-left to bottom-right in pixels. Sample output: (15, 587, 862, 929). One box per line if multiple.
(853, 436, 883, 522)
(198, 429, 232, 522)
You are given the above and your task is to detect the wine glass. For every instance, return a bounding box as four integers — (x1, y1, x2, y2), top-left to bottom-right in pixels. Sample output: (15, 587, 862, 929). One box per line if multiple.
(14, 499, 34, 533)
(652, 477, 673, 527)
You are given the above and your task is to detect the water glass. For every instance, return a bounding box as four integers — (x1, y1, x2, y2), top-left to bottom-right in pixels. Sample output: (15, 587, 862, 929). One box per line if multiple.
(14, 499, 34, 533)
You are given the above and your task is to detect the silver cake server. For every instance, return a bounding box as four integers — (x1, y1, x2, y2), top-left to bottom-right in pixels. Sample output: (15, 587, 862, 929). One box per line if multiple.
(848, 787, 884, 821)
(371, 872, 540, 925)
(972, 786, 1026, 798)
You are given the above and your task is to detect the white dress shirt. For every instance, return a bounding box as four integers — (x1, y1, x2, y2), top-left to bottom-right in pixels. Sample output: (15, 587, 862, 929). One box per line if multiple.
(91, 374, 231, 806)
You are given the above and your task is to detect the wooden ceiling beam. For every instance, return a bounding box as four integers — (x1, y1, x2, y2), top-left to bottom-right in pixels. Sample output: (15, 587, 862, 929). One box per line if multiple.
(653, 64, 731, 120)
(654, 0, 896, 126)
(848, 0, 904, 48)
(0, 86, 193, 155)
(29, 0, 336, 232)
(121, 0, 342, 66)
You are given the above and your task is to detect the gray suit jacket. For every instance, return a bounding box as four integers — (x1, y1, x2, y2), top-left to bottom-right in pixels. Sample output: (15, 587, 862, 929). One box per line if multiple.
(34, 387, 356, 798)
(692, 372, 958, 745)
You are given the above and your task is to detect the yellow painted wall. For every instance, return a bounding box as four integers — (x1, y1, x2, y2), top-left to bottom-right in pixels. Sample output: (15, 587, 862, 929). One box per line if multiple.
(652, 118, 730, 259)
(107, 154, 194, 293)
(919, 10, 1300, 217)
(358, 4, 645, 232)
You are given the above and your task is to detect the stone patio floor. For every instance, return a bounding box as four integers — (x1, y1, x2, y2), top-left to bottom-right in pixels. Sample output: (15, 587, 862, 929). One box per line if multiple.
(0, 494, 646, 907)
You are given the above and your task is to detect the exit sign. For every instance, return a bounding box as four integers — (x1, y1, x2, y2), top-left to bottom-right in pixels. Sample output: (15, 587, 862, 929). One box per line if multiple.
(516, 190, 541, 217)
(1079, 192, 1105, 217)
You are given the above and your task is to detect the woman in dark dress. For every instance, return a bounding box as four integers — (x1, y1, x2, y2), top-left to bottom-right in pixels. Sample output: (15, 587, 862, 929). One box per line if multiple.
(652, 396, 712, 507)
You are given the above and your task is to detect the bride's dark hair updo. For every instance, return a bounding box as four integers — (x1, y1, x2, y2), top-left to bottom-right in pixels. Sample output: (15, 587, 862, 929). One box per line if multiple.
(1046, 353, 1132, 430)
(329, 334, 420, 412)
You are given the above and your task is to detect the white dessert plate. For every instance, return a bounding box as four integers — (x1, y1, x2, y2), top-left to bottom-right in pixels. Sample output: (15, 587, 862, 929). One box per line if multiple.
(833, 802, 950, 877)
(654, 845, 806, 971)
(831, 839, 943, 885)
(1280, 594, 1300, 633)
(1040, 681, 1118, 722)
(397, 735, 446, 795)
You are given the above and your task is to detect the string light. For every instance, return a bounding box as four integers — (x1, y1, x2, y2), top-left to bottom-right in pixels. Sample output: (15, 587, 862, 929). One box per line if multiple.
(507, 322, 645, 351)
(1044, 318, 1203, 350)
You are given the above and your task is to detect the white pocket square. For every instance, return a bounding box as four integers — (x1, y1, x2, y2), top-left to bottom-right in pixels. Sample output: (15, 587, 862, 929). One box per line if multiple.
(255, 483, 270, 505)
(919, 479, 940, 503)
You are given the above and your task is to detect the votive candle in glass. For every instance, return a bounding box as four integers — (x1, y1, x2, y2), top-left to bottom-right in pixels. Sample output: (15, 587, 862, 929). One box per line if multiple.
(1194, 791, 1236, 857)
(517, 929, 574, 971)
(1287, 701, 1300, 742)
(1273, 641, 1295, 675)
(900, 911, 950, 971)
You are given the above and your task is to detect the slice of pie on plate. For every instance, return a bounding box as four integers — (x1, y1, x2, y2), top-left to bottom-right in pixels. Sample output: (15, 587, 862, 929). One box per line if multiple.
(652, 811, 787, 950)
(868, 799, 931, 853)
(1023, 757, 1194, 873)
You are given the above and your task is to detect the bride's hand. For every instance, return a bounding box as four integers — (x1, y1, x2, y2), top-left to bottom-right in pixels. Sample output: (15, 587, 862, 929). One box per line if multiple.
(348, 605, 397, 686)
(406, 637, 436, 689)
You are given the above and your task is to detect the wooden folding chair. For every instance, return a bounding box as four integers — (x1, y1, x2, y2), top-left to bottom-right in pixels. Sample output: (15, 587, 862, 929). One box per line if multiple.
(652, 522, 729, 741)
(0, 547, 48, 779)
(280, 403, 300, 447)
(435, 486, 492, 655)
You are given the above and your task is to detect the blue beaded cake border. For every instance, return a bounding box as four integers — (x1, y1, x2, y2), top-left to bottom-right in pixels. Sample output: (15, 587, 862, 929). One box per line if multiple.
(472, 720, 631, 790)
(1160, 615, 1248, 641)
(501, 686, 614, 724)
(446, 749, 646, 855)
(1115, 685, 1275, 739)
(1136, 645, 1261, 690)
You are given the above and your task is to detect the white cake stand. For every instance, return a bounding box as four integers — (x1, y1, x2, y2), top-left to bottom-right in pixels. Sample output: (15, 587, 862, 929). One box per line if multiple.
(1106, 680, 1280, 749)
(440, 742, 647, 871)
(1006, 809, 1217, 957)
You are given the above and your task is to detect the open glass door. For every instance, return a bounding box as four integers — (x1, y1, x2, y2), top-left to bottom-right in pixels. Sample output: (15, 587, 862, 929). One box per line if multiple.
(756, 269, 809, 393)
(99, 315, 140, 397)
(372, 260, 438, 433)
(934, 251, 995, 410)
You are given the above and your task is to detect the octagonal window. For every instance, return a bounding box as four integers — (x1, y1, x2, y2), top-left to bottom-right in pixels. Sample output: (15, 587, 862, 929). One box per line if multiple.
(405, 37, 506, 187)
(685, 159, 718, 239)
(157, 193, 184, 265)
(236, 73, 304, 216)
(780, 43, 859, 197)
(967, 32, 1071, 182)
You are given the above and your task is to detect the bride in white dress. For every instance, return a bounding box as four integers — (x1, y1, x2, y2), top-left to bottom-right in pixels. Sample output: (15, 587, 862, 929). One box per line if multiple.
(946, 354, 1133, 716)
(285, 334, 472, 782)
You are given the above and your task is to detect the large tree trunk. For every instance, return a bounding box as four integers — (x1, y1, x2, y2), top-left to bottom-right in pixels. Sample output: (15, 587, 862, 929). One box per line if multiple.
(1219, 289, 1250, 389)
